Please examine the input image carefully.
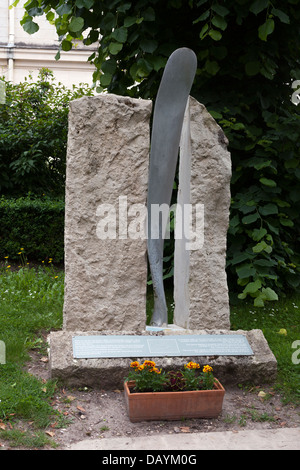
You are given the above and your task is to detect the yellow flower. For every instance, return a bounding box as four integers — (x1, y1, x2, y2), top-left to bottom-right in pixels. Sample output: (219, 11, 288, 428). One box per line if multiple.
(54, 276, 58, 279)
(130, 361, 140, 369)
(150, 367, 161, 374)
(18, 252, 22, 255)
(20, 248, 24, 251)
(185, 361, 200, 369)
(203, 365, 213, 373)
(143, 360, 156, 368)
(6, 265, 11, 268)
(4, 256, 9, 259)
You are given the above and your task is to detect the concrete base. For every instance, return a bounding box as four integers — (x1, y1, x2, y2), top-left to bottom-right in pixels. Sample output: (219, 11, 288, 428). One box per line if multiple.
(48, 328, 277, 389)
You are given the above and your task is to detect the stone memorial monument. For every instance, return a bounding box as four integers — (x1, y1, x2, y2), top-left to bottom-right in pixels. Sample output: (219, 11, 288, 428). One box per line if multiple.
(62, 93, 152, 333)
(49, 48, 277, 388)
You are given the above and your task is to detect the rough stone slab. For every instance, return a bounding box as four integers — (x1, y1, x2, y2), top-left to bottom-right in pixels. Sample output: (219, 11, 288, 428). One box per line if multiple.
(49, 329, 277, 389)
(174, 97, 231, 329)
(63, 94, 152, 333)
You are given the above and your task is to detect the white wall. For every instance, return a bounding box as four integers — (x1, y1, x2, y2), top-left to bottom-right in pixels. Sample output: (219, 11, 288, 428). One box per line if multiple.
(0, 0, 96, 87)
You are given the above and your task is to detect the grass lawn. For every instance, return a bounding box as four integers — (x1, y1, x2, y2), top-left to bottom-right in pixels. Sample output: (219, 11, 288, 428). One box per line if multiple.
(0, 263, 64, 447)
(0, 264, 299, 447)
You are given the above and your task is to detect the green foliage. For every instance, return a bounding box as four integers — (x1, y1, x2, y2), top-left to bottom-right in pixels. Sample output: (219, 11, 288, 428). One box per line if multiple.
(0, 195, 64, 263)
(18, 1, 300, 304)
(0, 69, 93, 197)
(231, 295, 300, 404)
(125, 360, 167, 392)
(0, 265, 64, 435)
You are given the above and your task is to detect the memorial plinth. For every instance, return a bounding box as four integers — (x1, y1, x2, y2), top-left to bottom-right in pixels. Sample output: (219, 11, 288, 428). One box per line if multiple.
(49, 328, 277, 388)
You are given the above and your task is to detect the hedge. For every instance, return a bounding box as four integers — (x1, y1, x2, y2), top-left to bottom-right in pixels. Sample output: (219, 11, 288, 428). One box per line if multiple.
(0, 196, 64, 264)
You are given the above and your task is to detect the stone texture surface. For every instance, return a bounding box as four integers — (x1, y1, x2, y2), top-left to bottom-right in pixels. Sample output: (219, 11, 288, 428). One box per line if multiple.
(48, 329, 277, 388)
(63, 94, 152, 332)
(174, 96, 231, 329)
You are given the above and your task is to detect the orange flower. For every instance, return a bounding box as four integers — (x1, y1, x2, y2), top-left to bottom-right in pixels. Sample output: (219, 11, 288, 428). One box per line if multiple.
(130, 361, 140, 369)
(143, 360, 156, 368)
(185, 361, 200, 369)
(203, 365, 213, 373)
(150, 367, 161, 374)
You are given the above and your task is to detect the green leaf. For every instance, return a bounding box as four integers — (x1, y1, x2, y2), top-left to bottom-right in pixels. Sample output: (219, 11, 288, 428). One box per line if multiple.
(101, 59, 117, 75)
(10, 0, 20, 8)
(245, 61, 260, 76)
(254, 259, 276, 267)
(252, 228, 267, 241)
(22, 18, 39, 34)
(199, 23, 209, 39)
(258, 18, 275, 41)
(231, 253, 252, 265)
(100, 12, 116, 31)
(280, 218, 294, 227)
(143, 7, 155, 22)
(259, 177, 276, 187)
(117, 2, 131, 13)
(46, 11, 55, 22)
(254, 160, 272, 170)
(262, 287, 278, 301)
(209, 29, 222, 41)
(69, 16, 84, 32)
(56, 4, 73, 16)
(244, 279, 262, 294)
(211, 15, 227, 31)
(236, 264, 256, 279)
(193, 10, 210, 24)
(252, 241, 268, 253)
(111, 27, 128, 43)
(140, 38, 158, 53)
(61, 39, 73, 51)
(271, 8, 290, 24)
(238, 292, 247, 300)
(250, 0, 269, 15)
(136, 58, 152, 77)
(209, 110, 223, 119)
(75, 0, 94, 8)
(259, 204, 278, 216)
(242, 212, 260, 224)
(108, 42, 123, 55)
(124, 16, 137, 27)
(149, 55, 166, 72)
(254, 295, 265, 307)
(211, 4, 229, 16)
(100, 73, 112, 87)
(204, 60, 220, 75)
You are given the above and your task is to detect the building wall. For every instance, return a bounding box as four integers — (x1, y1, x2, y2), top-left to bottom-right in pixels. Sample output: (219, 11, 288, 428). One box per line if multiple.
(0, 0, 96, 87)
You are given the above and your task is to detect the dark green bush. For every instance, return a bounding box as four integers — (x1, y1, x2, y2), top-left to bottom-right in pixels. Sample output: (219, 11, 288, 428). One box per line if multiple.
(0, 196, 64, 263)
(0, 69, 93, 197)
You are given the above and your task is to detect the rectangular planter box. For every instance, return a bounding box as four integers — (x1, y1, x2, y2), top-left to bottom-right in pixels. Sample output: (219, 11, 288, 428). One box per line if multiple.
(124, 380, 225, 422)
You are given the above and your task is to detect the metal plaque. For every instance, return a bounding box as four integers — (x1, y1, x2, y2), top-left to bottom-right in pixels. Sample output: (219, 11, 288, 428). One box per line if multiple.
(72, 334, 253, 359)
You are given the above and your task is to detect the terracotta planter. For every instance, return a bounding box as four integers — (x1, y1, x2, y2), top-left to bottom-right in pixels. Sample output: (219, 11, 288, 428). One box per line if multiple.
(124, 380, 225, 422)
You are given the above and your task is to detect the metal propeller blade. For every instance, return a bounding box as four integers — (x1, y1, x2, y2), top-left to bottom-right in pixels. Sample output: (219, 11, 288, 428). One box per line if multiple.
(147, 47, 197, 326)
